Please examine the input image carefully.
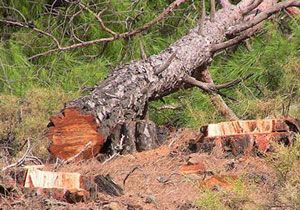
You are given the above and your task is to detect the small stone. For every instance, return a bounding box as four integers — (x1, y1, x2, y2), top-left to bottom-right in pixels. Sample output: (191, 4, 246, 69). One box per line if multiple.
(145, 194, 156, 204)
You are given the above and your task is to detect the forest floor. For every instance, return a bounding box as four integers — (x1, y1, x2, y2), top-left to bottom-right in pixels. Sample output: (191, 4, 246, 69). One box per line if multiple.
(2, 128, 297, 210)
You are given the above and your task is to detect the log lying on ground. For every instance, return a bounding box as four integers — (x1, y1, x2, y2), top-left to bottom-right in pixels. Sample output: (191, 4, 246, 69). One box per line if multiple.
(198, 117, 300, 156)
(47, 0, 300, 160)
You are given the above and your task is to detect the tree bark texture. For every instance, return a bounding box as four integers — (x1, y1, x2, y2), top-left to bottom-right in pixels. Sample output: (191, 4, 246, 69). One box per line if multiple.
(47, 0, 299, 160)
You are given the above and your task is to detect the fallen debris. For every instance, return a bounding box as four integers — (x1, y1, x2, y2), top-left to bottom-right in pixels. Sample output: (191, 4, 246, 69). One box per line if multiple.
(201, 175, 237, 190)
(199, 118, 300, 156)
(179, 162, 206, 175)
(94, 175, 124, 197)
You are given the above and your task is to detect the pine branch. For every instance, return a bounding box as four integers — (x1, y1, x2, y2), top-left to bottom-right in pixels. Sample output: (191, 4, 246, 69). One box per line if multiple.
(228, 0, 300, 36)
(28, 0, 188, 60)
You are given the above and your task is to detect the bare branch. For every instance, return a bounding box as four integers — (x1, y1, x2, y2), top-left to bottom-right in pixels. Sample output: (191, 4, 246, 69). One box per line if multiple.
(77, 2, 118, 36)
(0, 19, 61, 48)
(183, 74, 217, 93)
(1, 139, 32, 172)
(210, 94, 239, 120)
(220, 0, 232, 8)
(123, 0, 188, 37)
(212, 27, 258, 53)
(183, 73, 253, 92)
(140, 40, 147, 60)
(229, 0, 300, 36)
(241, 0, 263, 14)
(28, 0, 188, 60)
(0, 6, 27, 23)
(155, 52, 177, 75)
(215, 73, 253, 90)
(185, 69, 239, 120)
(210, 0, 216, 21)
(198, 0, 206, 35)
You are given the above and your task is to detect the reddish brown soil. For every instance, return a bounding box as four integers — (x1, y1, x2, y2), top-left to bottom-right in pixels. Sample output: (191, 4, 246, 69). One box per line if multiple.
(0, 129, 283, 209)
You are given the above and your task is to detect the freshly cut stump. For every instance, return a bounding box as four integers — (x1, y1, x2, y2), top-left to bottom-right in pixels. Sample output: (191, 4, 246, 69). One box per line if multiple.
(47, 108, 105, 160)
(199, 118, 300, 155)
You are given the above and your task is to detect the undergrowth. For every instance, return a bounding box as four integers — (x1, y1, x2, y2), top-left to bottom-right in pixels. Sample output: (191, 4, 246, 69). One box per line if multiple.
(195, 178, 259, 210)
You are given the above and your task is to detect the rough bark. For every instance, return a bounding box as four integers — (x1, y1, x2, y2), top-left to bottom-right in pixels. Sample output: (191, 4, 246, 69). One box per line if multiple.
(47, 0, 299, 160)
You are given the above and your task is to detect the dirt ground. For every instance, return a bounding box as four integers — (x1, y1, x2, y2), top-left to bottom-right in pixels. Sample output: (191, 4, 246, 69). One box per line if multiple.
(0, 128, 292, 210)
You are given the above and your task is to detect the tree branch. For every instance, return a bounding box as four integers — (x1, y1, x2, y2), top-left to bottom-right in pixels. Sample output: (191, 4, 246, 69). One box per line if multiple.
(183, 73, 253, 93)
(0, 19, 61, 48)
(155, 52, 177, 75)
(241, 0, 263, 14)
(77, 2, 118, 36)
(212, 27, 258, 53)
(229, 0, 300, 36)
(211, 0, 216, 21)
(220, 0, 233, 8)
(198, 0, 206, 35)
(28, 0, 188, 60)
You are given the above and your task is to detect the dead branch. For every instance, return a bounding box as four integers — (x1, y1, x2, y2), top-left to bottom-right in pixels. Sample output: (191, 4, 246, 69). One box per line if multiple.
(228, 0, 300, 36)
(212, 27, 259, 53)
(183, 75, 217, 93)
(198, 0, 206, 35)
(220, 0, 233, 8)
(241, 0, 263, 14)
(192, 68, 239, 120)
(215, 73, 254, 90)
(77, 2, 117, 36)
(139, 40, 147, 60)
(155, 52, 177, 75)
(0, 19, 61, 48)
(1, 139, 31, 172)
(122, 166, 141, 187)
(210, 0, 216, 21)
(183, 73, 253, 93)
(26, 0, 188, 60)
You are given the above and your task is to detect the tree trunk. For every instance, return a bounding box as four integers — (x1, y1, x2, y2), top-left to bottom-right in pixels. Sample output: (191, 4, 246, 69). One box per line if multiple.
(47, 0, 297, 160)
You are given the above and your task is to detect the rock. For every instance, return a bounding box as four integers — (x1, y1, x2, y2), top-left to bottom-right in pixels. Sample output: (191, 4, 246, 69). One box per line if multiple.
(103, 202, 122, 210)
(145, 194, 156, 204)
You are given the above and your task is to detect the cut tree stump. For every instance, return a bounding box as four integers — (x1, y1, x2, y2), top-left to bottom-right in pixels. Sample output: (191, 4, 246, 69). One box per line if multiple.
(47, 108, 105, 160)
(18, 166, 123, 202)
(198, 117, 300, 155)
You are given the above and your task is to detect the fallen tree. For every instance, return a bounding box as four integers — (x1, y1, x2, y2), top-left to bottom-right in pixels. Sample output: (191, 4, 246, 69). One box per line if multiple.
(46, 0, 300, 160)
